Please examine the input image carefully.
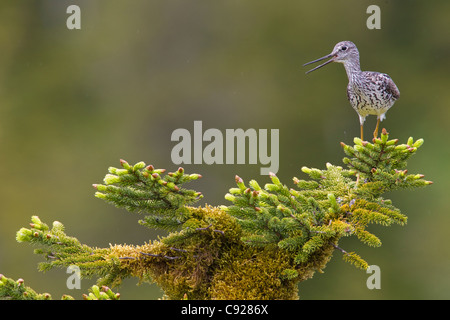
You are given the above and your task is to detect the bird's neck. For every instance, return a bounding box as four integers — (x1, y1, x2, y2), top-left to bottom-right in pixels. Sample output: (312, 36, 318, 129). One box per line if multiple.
(342, 59, 362, 83)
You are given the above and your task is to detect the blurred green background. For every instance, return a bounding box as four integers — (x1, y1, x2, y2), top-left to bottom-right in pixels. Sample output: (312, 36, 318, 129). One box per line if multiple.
(1, 0, 449, 300)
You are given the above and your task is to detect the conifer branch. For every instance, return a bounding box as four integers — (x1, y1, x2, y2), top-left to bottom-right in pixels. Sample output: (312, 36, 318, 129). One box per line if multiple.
(0, 273, 119, 300)
(223, 129, 431, 271)
(93, 160, 203, 231)
(0, 274, 52, 300)
(3, 130, 431, 300)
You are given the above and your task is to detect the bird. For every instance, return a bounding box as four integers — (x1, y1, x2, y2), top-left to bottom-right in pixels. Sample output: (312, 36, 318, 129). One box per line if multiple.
(303, 41, 400, 141)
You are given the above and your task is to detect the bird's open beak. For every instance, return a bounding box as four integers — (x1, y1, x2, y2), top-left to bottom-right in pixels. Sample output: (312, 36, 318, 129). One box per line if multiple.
(303, 51, 338, 74)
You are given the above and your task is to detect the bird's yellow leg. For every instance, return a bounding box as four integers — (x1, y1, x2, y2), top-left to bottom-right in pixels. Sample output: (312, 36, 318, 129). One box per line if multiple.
(357, 124, 364, 187)
(373, 118, 380, 139)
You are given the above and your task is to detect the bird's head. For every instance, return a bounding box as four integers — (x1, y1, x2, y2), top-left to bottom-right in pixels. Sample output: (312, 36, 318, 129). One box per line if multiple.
(304, 41, 359, 74)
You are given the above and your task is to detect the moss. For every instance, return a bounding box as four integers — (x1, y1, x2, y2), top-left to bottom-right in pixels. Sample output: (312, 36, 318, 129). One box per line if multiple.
(210, 246, 298, 300)
(109, 205, 336, 300)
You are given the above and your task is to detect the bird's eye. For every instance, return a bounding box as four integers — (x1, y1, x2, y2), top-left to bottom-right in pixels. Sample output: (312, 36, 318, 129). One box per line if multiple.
(341, 46, 347, 51)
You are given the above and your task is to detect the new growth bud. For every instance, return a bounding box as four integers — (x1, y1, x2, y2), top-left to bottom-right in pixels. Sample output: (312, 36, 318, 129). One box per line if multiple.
(269, 172, 281, 185)
(16, 228, 33, 242)
(104, 174, 120, 185)
(235, 175, 245, 190)
(225, 193, 236, 202)
(133, 161, 146, 171)
(413, 139, 424, 148)
(119, 159, 131, 170)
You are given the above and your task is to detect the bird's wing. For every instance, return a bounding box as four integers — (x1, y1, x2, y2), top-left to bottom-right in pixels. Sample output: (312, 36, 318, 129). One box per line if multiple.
(363, 71, 400, 100)
(384, 74, 400, 100)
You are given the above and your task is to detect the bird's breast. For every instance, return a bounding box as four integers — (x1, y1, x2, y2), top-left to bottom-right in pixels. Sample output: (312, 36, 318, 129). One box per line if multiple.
(346, 80, 394, 117)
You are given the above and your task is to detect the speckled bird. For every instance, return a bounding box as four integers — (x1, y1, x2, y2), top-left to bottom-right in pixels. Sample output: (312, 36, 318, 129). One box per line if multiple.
(303, 41, 400, 140)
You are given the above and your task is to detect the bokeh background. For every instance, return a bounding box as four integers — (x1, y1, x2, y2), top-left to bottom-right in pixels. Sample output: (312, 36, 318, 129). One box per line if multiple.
(1, 0, 449, 300)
